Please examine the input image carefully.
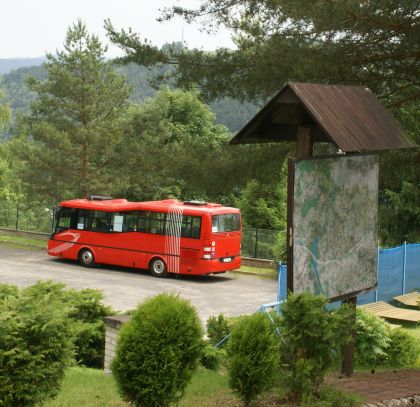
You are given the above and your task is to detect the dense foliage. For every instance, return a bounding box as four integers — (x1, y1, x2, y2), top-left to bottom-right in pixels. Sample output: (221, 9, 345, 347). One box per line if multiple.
(0, 281, 114, 369)
(106, 1, 419, 108)
(227, 313, 280, 406)
(355, 309, 420, 369)
(279, 293, 351, 402)
(206, 313, 232, 347)
(0, 283, 73, 406)
(16, 20, 131, 200)
(111, 293, 203, 407)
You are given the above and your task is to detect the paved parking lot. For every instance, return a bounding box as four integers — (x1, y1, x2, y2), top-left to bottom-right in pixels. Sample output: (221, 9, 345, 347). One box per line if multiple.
(0, 246, 278, 323)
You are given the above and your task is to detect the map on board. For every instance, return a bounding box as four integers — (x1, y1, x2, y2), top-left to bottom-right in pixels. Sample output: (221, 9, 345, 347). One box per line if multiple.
(292, 154, 379, 300)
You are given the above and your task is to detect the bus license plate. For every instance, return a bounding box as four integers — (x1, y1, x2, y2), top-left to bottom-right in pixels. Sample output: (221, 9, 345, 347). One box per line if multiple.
(222, 257, 232, 263)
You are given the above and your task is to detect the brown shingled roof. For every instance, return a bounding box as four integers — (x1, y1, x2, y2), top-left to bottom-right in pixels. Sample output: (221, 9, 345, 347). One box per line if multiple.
(230, 83, 417, 152)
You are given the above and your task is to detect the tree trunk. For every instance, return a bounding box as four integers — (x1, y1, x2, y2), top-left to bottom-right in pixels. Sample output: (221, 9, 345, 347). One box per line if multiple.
(82, 140, 89, 198)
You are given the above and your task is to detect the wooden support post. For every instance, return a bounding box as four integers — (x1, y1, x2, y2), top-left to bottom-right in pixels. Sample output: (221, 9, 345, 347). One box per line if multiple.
(341, 296, 357, 377)
(296, 127, 313, 159)
(287, 127, 313, 292)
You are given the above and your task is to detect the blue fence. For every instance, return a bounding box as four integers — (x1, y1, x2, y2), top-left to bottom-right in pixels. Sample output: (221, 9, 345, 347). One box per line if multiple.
(277, 243, 420, 304)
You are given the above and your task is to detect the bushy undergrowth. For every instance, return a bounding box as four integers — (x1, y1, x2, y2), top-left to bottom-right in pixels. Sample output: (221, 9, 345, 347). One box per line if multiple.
(200, 342, 226, 371)
(300, 386, 362, 407)
(0, 284, 73, 406)
(206, 313, 232, 346)
(0, 281, 114, 368)
(279, 292, 352, 402)
(227, 313, 280, 406)
(355, 308, 420, 368)
(112, 293, 203, 407)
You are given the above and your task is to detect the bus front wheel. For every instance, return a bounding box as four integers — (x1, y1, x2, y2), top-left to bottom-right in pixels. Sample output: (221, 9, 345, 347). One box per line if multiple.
(149, 258, 168, 278)
(78, 249, 95, 268)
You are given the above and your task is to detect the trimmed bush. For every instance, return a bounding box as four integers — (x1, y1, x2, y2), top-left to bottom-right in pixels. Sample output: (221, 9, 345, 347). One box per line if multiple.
(200, 342, 226, 370)
(355, 308, 391, 368)
(227, 313, 280, 406)
(279, 292, 351, 401)
(301, 386, 363, 407)
(386, 328, 420, 368)
(112, 293, 203, 407)
(23, 280, 114, 368)
(206, 313, 231, 346)
(0, 286, 72, 406)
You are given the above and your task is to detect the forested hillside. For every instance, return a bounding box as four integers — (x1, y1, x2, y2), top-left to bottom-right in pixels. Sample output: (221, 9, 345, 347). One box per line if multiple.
(0, 57, 45, 74)
(0, 60, 257, 133)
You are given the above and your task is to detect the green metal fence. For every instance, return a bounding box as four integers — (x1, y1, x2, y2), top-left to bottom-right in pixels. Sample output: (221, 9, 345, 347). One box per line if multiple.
(0, 200, 54, 233)
(241, 227, 281, 259)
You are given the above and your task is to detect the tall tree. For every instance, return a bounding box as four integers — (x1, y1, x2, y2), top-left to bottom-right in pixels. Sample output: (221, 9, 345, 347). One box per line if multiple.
(0, 88, 11, 132)
(106, 1, 419, 107)
(21, 20, 131, 200)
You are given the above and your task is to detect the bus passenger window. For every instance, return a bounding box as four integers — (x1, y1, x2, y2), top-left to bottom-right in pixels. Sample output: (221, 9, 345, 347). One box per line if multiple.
(191, 217, 201, 239)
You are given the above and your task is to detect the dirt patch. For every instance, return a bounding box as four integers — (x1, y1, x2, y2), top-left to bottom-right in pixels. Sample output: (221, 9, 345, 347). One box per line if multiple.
(328, 369, 420, 404)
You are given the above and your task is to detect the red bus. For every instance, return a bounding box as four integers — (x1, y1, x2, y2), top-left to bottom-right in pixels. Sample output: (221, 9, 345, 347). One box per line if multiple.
(48, 197, 241, 277)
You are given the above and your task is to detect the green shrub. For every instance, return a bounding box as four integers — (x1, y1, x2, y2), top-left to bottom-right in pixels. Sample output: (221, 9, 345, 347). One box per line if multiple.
(67, 288, 114, 368)
(279, 292, 351, 402)
(301, 386, 362, 407)
(386, 328, 420, 368)
(0, 287, 72, 406)
(21, 280, 115, 368)
(112, 293, 203, 407)
(355, 309, 391, 368)
(227, 313, 280, 406)
(0, 283, 19, 301)
(200, 342, 226, 370)
(206, 313, 231, 346)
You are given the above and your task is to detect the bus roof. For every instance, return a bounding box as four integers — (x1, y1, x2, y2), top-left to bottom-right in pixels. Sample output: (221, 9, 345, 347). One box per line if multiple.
(59, 199, 239, 214)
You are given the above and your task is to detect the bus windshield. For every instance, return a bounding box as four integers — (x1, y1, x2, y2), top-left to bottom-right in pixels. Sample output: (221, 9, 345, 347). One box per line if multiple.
(212, 214, 240, 233)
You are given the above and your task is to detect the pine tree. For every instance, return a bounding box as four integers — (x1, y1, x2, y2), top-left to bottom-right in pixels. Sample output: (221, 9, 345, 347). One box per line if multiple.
(22, 20, 131, 200)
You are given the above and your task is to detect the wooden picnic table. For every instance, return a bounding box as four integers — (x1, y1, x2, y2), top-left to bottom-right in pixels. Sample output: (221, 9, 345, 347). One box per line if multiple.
(359, 301, 420, 323)
(393, 292, 420, 308)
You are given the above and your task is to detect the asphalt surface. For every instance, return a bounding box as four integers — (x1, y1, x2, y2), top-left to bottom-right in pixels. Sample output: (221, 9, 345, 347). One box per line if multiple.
(0, 245, 278, 323)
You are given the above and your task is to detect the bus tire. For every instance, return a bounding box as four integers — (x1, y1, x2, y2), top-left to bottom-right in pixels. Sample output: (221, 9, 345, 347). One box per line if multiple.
(149, 258, 168, 278)
(78, 249, 95, 268)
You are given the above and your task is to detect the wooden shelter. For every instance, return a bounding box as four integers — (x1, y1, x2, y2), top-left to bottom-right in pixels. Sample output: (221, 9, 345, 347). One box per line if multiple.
(230, 82, 417, 152)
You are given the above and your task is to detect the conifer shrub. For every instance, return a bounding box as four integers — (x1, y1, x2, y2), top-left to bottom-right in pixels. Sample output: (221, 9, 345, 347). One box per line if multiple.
(279, 292, 351, 402)
(355, 308, 391, 368)
(111, 293, 203, 407)
(206, 313, 231, 346)
(227, 313, 280, 407)
(200, 342, 226, 370)
(5, 281, 114, 368)
(387, 328, 420, 368)
(0, 285, 72, 406)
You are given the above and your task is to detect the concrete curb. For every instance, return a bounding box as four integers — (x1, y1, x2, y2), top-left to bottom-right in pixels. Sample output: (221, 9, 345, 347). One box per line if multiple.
(363, 395, 420, 406)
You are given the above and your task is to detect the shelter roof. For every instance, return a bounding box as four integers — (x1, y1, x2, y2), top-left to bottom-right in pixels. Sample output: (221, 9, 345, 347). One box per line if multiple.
(230, 83, 417, 152)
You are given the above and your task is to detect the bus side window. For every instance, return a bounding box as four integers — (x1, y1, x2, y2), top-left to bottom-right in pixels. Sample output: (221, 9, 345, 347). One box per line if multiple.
(122, 211, 138, 232)
(77, 209, 89, 230)
(138, 211, 150, 233)
(149, 212, 165, 234)
(90, 211, 111, 232)
(191, 216, 201, 239)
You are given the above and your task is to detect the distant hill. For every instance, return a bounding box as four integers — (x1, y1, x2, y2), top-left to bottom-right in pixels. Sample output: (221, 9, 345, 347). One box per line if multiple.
(0, 57, 46, 74)
(0, 60, 258, 133)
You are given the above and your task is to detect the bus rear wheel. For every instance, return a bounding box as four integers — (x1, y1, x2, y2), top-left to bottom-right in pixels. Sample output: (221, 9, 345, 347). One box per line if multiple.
(78, 249, 95, 268)
(149, 258, 168, 278)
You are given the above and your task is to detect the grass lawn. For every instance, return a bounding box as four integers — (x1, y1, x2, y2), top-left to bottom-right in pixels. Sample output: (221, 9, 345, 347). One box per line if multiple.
(0, 234, 46, 250)
(45, 366, 241, 407)
(237, 264, 277, 277)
